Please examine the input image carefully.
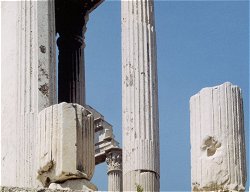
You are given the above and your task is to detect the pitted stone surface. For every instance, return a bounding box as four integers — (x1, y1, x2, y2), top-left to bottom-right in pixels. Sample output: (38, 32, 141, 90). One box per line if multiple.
(2, 1, 57, 187)
(190, 82, 247, 191)
(0, 186, 92, 192)
(121, 0, 160, 191)
(48, 179, 97, 191)
(36, 103, 95, 187)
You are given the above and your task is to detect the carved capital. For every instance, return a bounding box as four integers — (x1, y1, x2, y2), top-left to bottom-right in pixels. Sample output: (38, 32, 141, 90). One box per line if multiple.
(106, 149, 122, 173)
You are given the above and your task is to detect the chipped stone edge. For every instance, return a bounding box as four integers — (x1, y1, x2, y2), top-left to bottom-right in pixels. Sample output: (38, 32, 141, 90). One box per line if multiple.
(0, 186, 84, 192)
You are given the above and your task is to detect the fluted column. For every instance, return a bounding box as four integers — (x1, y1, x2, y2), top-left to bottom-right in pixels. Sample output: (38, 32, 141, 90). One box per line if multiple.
(190, 82, 247, 191)
(2, 0, 57, 187)
(121, 0, 160, 191)
(106, 149, 123, 192)
(57, 34, 85, 105)
(56, 0, 86, 105)
(56, 0, 103, 105)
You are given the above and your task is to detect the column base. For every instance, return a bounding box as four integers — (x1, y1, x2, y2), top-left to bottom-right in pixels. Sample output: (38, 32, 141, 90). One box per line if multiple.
(49, 179, 98, 191)
(123, 170, 160, 192)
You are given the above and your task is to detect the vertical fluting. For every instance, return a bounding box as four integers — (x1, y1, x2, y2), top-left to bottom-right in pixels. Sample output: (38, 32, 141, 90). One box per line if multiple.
(122, 0, 160, 191)
(190, 82, 247, 191)
(106, 149, 123, 192)
(56, 0, 89, 106)
(75, 105, 95, 180)
(15, 0, 57, 187)
(56, 0, 103, 105)
(57, 35, 85, 105)
(36, 103, 95, 186)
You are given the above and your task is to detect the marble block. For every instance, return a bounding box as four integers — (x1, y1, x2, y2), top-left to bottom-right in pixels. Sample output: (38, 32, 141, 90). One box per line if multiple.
(36, 102, 95, 187)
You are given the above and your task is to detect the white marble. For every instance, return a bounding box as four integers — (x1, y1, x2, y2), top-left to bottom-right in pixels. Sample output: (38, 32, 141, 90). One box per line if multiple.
(106, 149, 123, 192)
(36, 103, 95, 187)
(1, 1, 19, 186)
(1, 1, 56, 187)
(48, 179, 97, 191)
(86, 106, 120, 165)
(190, 82, 247, 191)
(121, 0, 160, 191)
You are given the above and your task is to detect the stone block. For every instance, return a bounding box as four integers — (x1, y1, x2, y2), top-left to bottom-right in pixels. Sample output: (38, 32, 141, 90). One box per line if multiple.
(36, 103, 94, 187)
(49, 179, 97, 191)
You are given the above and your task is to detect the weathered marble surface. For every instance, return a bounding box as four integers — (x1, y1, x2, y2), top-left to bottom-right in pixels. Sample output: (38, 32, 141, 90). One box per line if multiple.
(48, 179, 97, 191)
(121, 0, 160, 191)
(2, 1, 56, 187)
(36, 103, 95, 187)
(0, 186, 93, 192)
(190, 82, 247, 191)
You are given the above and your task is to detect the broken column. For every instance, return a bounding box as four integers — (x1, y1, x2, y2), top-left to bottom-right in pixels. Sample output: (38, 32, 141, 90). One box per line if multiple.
(36, 102, 96, 191)
(106, 148, 123, 192)
(121, 0, 160, 191)
(190, 82, 247, 191)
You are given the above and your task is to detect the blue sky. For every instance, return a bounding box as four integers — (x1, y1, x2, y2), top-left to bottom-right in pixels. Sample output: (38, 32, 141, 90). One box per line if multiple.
(84, 1, 249, 191)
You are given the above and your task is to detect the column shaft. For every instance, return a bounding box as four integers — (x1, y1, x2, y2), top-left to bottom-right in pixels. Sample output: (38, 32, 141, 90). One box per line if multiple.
(108, 171, 123, 192)
(57, 35, 85, 105)
(190, 82, 247, 191)
(56, 0, 103, 105)
(56, 0, 87, 105)
(2, 0, 56, 187)
(121, 0, 160, 191)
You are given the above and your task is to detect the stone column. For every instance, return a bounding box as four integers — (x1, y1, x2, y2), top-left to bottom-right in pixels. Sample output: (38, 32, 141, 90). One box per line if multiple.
(36, 103, 96, 191)
(121, 0, 160, 191)
(106, 148, 123, 192)
(190, 82, 247, 191)
(55, 0, 103, 105)
(2, 0, 57, 187)
(56, 0, 86, 105)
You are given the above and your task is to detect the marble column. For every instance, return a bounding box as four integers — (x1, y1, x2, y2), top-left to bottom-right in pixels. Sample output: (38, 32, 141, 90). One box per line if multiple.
(121, 0, 160, 191)
(56, 0, 103, 105)
(106, 148, 123, 192)
(190, 82, 247, 191)
(56, 0, 86, 105)
(2, 0, 57, 187)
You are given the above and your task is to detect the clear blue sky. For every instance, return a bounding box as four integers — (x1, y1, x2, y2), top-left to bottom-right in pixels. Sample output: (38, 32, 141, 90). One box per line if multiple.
(84, 1, 249, 191)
